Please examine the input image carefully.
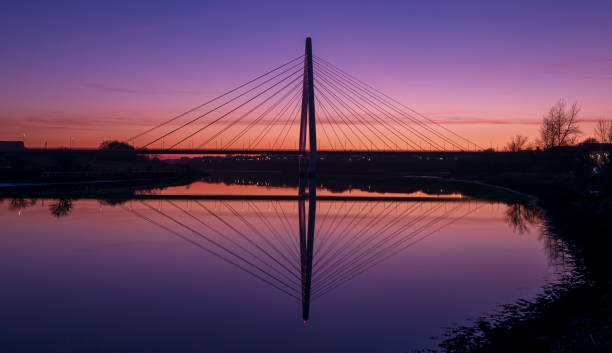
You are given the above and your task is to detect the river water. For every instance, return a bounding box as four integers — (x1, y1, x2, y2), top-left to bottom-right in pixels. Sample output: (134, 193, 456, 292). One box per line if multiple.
(0, 179, 570, 352)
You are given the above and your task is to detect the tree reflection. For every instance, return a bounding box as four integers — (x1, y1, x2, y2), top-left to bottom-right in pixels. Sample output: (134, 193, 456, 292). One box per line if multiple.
(8, 198, 37, 211)
(539, 230, 571, 268)
(98, 199, 129, 206)
(506, 202, 570, 268)
(505, 203, 542, 234)
(49, 199, 73, 218)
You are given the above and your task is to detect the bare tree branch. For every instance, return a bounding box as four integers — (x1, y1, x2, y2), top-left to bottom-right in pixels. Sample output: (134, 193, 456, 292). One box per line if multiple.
(538, 99, 581, 149)
(594, 119, 612, 143)
(505, 134, 529, 152)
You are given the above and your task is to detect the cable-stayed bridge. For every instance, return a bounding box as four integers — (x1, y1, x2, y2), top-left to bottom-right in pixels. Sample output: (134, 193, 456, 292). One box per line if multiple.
(122, 37, 482, 174)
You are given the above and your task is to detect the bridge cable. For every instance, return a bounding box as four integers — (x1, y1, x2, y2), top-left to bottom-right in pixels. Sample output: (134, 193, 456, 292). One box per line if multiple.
(314, 93, 359, 150)
(171, 200, 301, 286)
(315, 85, 376, 150)
(313, 202, 458, 296)
(313, 201, 398, 275)
(314, 55, 483, 150)
(248, 201, 300, 265)
(185, 200, 300, 281)
(189, 69, 303, 150)
(311, 200, 368, 263)
(316, 64, 435, 150)
(315, 83, 371, 150)
(250, 89, 301, 150)
(312, 201, 421, 285)
(271, 201, 302, 258)
(133, 202, 301, 297)
(316, 71, 424, 151)
(196, 201, 301, 283)
(315, 61, 450, 151)
(313, 204, 483, 300)
(247, 84, 301, 150)
(315, 59, 461, 151)
(141, 60, 303, 149)
(312, 203, 453, 297)
(313, 201, 381, 266)
(310, 200, 342, 258)
(247, 201, 302, 273)
(314, 99, 343, 150)
(310, 201, 338, 254)
(270, 96, 299, 150)
(221, 80, 302, 150)
(127, 55, 303, 143)
(275, 97, 302, 151)
(124, 206, 300, 301)
(310, 200, 354, 257)
(313, 201, 440, 289)
(222, 202, 302, 281)
(312, 201, 434, 289)
(316, 79, 399, 150)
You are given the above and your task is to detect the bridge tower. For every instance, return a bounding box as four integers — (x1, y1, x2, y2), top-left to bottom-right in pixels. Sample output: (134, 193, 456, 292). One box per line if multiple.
(298, 176, 316, 322)
(298, 37, 317, 175)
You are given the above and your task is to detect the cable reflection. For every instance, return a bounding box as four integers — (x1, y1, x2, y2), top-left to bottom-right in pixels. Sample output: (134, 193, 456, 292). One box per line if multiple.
(123, 179, 482, 321)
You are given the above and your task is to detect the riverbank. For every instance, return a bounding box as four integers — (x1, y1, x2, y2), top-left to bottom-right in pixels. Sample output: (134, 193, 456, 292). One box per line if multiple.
(0, 147, 207, 183)
(435, 172, 612, 352)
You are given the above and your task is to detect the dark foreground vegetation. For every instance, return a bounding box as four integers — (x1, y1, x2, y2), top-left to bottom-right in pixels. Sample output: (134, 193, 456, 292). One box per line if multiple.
(0, 141, 206, 183)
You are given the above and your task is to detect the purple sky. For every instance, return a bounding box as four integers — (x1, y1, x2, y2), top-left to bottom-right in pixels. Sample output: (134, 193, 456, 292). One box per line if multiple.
(1, 0, 611, 148)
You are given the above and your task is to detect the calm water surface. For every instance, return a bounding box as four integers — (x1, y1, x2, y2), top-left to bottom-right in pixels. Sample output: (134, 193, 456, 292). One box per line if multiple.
(0, 181, 568, 352)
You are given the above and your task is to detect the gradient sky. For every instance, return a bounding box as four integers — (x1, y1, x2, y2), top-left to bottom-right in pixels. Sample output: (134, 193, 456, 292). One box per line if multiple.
(1, 0, 611, 148)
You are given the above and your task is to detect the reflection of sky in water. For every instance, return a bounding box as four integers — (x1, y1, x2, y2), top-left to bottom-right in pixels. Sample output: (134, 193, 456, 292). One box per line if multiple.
(0, 190, 569, 352)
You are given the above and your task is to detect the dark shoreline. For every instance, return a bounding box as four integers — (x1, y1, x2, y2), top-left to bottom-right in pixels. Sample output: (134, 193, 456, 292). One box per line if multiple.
(431, 173, 612, 353)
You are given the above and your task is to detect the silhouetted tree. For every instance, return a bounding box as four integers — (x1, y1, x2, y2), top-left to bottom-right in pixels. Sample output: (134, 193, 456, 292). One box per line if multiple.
(538, 100, 581, 149)
(505, 134, 529, 152)
(580, 137, 598, 145)
(594, 119, 612, 143)
(99, 140, 134, 151)
(49, 199, 73, 218)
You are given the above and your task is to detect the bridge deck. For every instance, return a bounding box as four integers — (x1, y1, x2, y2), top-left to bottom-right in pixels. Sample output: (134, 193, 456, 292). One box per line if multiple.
(13, 148, 486, 156)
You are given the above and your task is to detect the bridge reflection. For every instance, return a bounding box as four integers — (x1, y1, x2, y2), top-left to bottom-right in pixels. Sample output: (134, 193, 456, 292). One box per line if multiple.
(122, 179, 481, 322)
